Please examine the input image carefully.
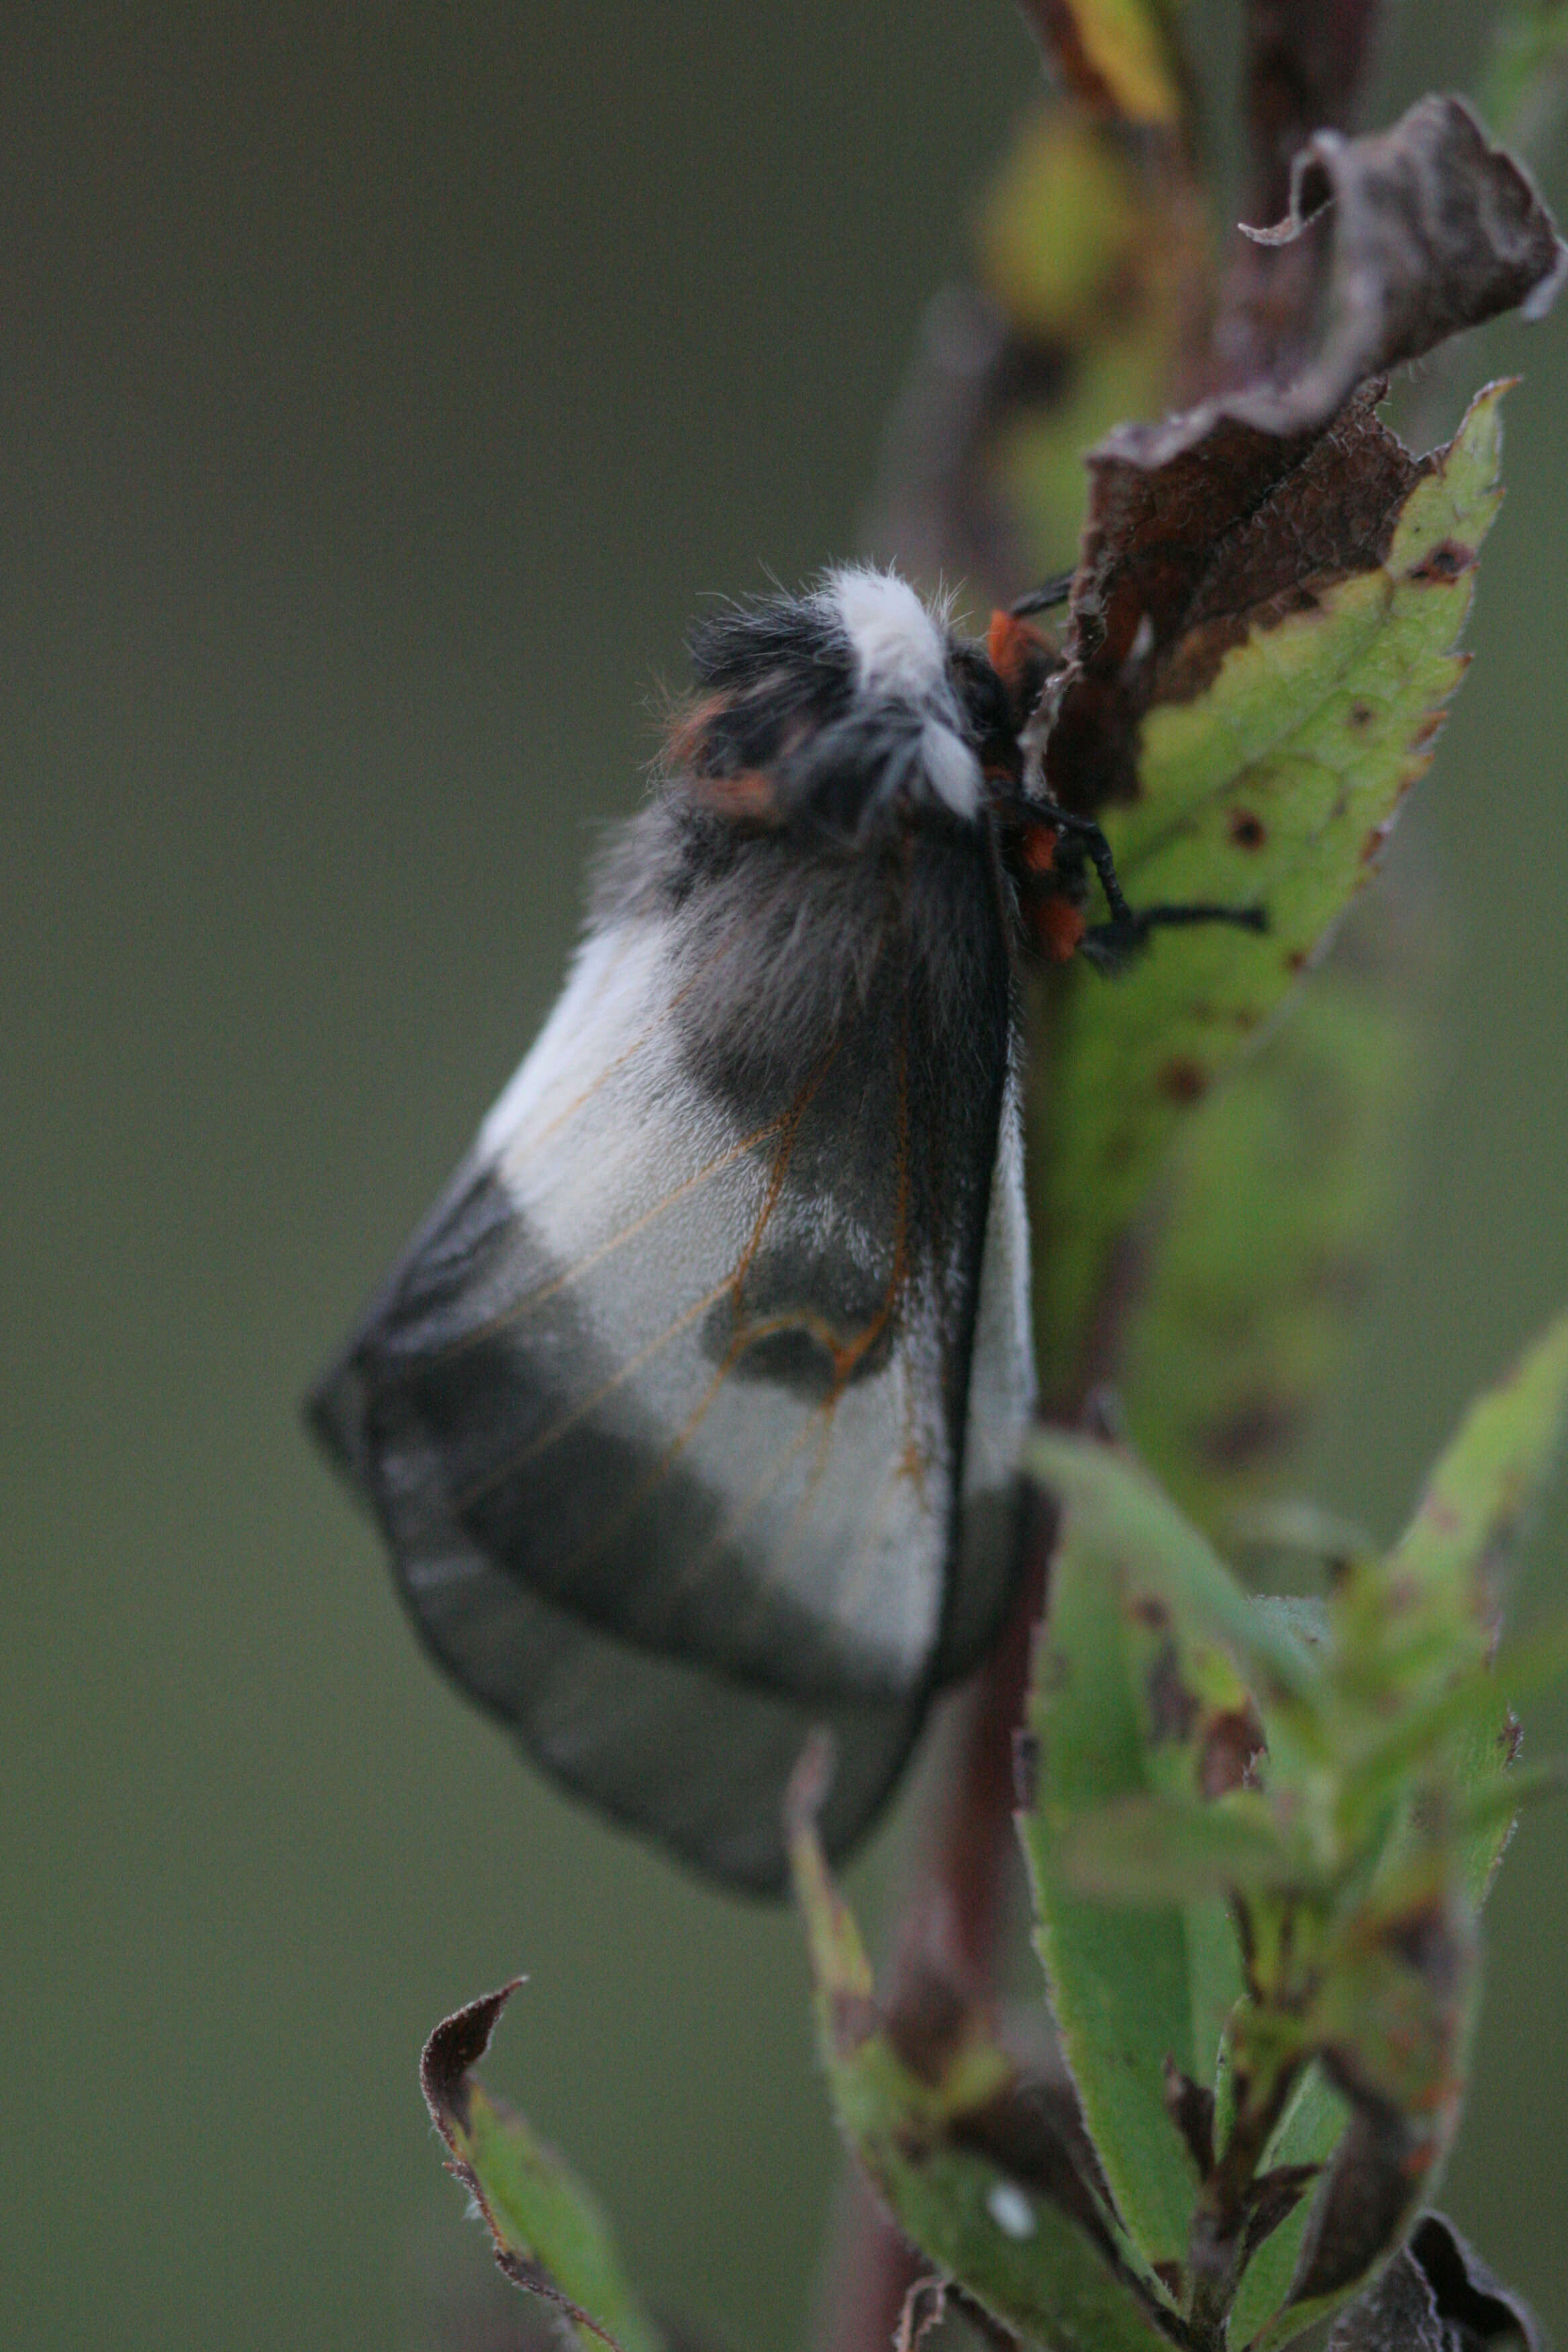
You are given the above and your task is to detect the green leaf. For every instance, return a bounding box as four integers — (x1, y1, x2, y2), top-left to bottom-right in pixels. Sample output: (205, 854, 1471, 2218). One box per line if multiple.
(1228, 2068, 1352, 2349)
(1117, 899, 1434, 1535)
(1059, 1792, 1300, 1905)
(1017, 1434, 1319, 2270)
(786, 1747, 1175, 2352)
(1025, 1432, 1323, 1707)
(420, 1984, 663, 2352)
(1032, 382, 1508, 1402)
(1385, 1309, 1568, 1636)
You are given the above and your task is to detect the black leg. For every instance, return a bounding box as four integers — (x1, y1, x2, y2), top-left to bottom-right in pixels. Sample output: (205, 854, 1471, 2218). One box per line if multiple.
(1010, 571, 1075, 618)
(1081, 901, 1269, 971)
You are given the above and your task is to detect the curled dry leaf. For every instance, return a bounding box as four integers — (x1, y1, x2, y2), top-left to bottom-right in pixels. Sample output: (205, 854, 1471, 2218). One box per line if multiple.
(1324, 2212, 1545, 2352)
(420, 1986, 663, 2352)
(1234, 95, 1568, 422)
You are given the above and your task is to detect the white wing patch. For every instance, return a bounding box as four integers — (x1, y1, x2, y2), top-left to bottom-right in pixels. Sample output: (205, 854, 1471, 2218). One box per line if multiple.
(473, 913, 946, 1691)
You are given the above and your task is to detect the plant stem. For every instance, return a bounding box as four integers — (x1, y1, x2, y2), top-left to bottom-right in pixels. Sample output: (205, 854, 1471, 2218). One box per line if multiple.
(1186, 2055, 1303, 2347)
(815, 1526, 1052, 2352)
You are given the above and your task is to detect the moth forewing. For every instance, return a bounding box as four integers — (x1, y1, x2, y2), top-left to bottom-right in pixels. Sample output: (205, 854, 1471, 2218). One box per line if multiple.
(309, 569, 1040, 1888)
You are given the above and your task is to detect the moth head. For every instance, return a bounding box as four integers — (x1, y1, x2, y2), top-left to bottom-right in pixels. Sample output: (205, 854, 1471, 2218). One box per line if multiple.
(668, 567, 1018, 839)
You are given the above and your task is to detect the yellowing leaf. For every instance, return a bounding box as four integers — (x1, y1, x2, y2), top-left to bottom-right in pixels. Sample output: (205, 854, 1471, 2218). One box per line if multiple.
(1019, 0, 1188, 130)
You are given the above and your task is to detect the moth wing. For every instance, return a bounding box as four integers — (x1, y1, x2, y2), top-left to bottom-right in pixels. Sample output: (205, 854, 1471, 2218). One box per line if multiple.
(311, 830, 1032, 1887)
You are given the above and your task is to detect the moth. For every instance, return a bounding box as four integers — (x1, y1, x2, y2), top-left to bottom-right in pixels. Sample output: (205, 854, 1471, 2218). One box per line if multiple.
(310, 568, 1253, 1891)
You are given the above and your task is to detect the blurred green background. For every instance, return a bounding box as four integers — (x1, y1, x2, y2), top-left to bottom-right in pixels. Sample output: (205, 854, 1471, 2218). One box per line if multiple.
(4, 5, 1567, 2347)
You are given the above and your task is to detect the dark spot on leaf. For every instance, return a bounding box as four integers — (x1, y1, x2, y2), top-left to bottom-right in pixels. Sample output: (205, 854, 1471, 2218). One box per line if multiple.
(1146, 1637, 1200, 1743)
(1230, 808, 1267, 848)
(1287, 947, 1308, 975)
(1410, 538, 1476, 584)
(1349, 701, 1375, 730)
(892, 2120, 936, 2167)
(1411, 710, 1446, 748)
(1127, 1592, 1171, 1630)
(884, 1967, 969, 2087)
(1160, 1057, 1209, 1104)
(1199, 1391, 1300, 1469)
(1387, 1899, 1465, 2001)
(1362, 818, 1395, 864)
(1036, 1645, 1072, 1697)
(1201, 1704, 1267, 1798)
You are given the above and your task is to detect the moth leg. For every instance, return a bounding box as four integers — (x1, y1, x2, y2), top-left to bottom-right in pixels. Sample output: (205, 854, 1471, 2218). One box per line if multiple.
(1081, 899, 1269, 972)
(1009, 570, 1075, 618)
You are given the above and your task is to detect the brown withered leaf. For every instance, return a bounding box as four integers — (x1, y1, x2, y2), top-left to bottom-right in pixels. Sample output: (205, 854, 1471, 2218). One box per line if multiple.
(1041, 381, 1422, 811)
(1326, 2213, 1544, 2352)
(1326, 2241, 1455, 2352)
(1405, 2215, 1544, 2351)
(1287, 2098, 1426, 2308)
(1039, 94, 1563, 813)
(420, 1986, 663, 2352)
(1234, 95, 1567, 426)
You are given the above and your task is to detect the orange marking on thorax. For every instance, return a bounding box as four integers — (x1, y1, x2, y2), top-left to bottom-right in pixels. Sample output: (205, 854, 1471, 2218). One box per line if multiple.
(1020, 822, 1058, 875)
(1039, 897, 1087, 962)
(986, 608, 1046, 700)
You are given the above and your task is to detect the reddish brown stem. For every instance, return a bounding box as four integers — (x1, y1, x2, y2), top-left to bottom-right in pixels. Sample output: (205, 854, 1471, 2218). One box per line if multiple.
(814, 1528, 1051, 2352)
